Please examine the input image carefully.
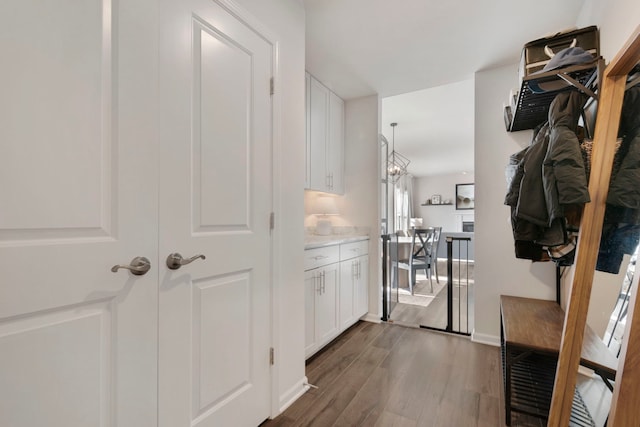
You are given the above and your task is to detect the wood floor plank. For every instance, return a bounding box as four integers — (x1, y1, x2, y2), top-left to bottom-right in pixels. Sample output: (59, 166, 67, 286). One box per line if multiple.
(476, 393, 501, 427)
(295, 345, 390, 426)
(384, 346, 435, 420)
(305, 321, 375, 373)
(374, 411, 418, 427)
(371, 322, 406, 350)
(332, 366, 393, 426)
(262, 322, 518, 427)
(305, 323, 386, 392)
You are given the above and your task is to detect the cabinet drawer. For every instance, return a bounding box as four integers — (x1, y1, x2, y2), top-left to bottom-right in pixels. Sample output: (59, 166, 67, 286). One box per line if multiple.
(340, 240, 369, 261)
(304, 246, 339, 270)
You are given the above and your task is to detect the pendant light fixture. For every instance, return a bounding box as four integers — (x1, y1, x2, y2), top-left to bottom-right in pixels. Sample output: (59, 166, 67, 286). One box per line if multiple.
(387, 122, 410, 183)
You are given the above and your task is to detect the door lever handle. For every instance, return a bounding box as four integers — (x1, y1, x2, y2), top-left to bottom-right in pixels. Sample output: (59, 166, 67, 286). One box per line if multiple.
(166, 253, 206, 270)
(111, 256, 151, 275)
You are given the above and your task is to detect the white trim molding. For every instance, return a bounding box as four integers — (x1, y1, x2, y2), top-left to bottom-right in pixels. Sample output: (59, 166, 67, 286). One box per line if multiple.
(361, 313, 382, 324)
(471, 330, 500, 347)
(277, 377, 310, 415)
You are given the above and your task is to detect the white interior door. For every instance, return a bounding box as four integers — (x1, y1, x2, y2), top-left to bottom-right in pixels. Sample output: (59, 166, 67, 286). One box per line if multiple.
(0, 1, 158, 426)
(158, 0, 273, 426)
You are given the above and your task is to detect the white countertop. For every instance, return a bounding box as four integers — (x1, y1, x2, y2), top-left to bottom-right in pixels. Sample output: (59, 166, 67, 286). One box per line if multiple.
(304, 234, 369, 250)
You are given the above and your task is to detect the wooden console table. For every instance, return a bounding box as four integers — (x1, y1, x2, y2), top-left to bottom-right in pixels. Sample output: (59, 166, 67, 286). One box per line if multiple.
(500, 295, 618, 426)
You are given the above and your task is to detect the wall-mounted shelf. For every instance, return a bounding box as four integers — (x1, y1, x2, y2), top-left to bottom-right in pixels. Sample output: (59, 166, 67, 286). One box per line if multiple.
(420, 203, 453, 206)
(505, 58, 603, 132)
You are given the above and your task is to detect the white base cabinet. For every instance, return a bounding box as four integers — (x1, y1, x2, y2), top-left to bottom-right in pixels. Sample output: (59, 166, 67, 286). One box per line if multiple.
(305, 239, 369, 359)
(339, 241, 369, 330)
(304, 264, 339, 357)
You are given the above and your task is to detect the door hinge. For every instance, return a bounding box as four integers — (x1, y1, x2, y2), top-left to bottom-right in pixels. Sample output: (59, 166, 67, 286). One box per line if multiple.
(270, 77, 275, 95)
(270, 347, 275, 365)
(270, 212, 275, 231)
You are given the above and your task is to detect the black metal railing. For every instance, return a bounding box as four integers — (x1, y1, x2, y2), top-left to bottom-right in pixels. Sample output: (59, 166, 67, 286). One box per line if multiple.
(434, 236, 472, 335)
(380, 234, 472, 335)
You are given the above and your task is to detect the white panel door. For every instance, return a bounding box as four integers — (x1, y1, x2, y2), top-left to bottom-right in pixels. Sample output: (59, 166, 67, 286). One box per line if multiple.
(0, 1, 158, 426)
(158, 0, 273, 426)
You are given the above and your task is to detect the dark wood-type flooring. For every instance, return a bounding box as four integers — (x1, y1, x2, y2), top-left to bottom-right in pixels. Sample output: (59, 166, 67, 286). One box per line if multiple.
(391, 284, 470, 333)
(261, 321, 555, 427)
(262, 321, 611, 426)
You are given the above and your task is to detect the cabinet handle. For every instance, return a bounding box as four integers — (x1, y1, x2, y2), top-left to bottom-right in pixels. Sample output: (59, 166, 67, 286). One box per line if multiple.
(330, 173, 334, 189)
(358, 260, 361, 279)
(321, 271, 326, 294)
(313, 255, 329, 260)
(315, 271, 322, 295)
(352, 260, 357, 280)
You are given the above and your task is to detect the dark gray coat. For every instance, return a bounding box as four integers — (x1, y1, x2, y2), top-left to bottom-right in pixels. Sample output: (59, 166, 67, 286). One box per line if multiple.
(505, 90, 590, 252)
(544, 90, 591, 222)
(608, 86, 640, 209)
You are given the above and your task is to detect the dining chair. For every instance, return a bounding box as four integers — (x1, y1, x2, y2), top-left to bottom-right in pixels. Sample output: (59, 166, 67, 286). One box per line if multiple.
(395, 227, 435, 294)
(431, 227, 442, 284)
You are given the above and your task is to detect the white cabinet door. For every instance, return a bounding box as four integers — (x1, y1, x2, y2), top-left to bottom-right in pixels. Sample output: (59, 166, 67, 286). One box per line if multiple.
(339, 260, 356, 329)
(158, 0, 273, 425)
(316, 263, 340, 345)
(308, 76, 329, 191)
(305, 72, 311, 189)
(328, 92, 345, 194)
(355, 256, 370, 318)
(306, 74, 344, 194)
(304, 270, 318, 358)
(0, 1, 158, 426)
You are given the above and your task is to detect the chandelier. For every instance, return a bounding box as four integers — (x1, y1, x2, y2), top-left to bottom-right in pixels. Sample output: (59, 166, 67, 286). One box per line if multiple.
(386, 122, 410, 183)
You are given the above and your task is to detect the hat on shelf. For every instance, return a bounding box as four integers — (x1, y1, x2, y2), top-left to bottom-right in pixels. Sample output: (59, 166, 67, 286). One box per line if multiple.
(529, 46, 597, 94)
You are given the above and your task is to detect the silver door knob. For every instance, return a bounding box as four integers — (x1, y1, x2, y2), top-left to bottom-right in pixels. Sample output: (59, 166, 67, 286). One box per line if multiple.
(166, 253, 206, 270)
(111, 256, 151, 275)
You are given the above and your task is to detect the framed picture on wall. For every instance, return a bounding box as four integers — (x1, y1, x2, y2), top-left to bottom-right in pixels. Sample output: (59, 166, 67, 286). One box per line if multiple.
(431, 194, 441, 205)
(456, 183, 474, 210)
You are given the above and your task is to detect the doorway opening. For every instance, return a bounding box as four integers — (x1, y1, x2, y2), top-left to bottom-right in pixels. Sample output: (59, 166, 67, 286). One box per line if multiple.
(379, 80, 475, 333)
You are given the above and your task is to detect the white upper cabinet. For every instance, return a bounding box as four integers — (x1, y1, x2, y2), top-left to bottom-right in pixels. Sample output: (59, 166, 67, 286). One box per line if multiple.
(306, 72, 344, 194)
(328, 92, 344, 193)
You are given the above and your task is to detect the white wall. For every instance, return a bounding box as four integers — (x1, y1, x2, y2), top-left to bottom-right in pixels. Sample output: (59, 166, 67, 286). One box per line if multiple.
(341, 95, 382, 320)
(413, 173, 475, 232)
(473, 63, 557, 345)
(233, 0, 307, 415)
(577, 0, 640, 61)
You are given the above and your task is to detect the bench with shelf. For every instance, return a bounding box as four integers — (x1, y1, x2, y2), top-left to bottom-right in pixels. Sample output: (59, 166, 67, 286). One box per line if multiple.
(500, 295, 617, 426)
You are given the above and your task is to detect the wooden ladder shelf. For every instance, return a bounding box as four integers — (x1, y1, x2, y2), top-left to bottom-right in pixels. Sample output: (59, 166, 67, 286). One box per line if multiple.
(548, 24, 640, 427)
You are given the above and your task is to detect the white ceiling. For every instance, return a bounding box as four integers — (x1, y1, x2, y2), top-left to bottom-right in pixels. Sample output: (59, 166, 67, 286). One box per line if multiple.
(304, 0, 587, 176)
(382, 79, 474, 177)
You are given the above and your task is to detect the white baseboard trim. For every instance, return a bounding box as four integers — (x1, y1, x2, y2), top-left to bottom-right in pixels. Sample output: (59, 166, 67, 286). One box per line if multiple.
(361, 313, 382, 324)
(278, 376, 309, 414)
(471, 330, 500, 347)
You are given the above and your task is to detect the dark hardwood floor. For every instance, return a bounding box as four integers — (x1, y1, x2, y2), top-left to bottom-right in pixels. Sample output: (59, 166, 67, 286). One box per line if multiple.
(261, 322, 513, 426)
(262, 321, 610, 426)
